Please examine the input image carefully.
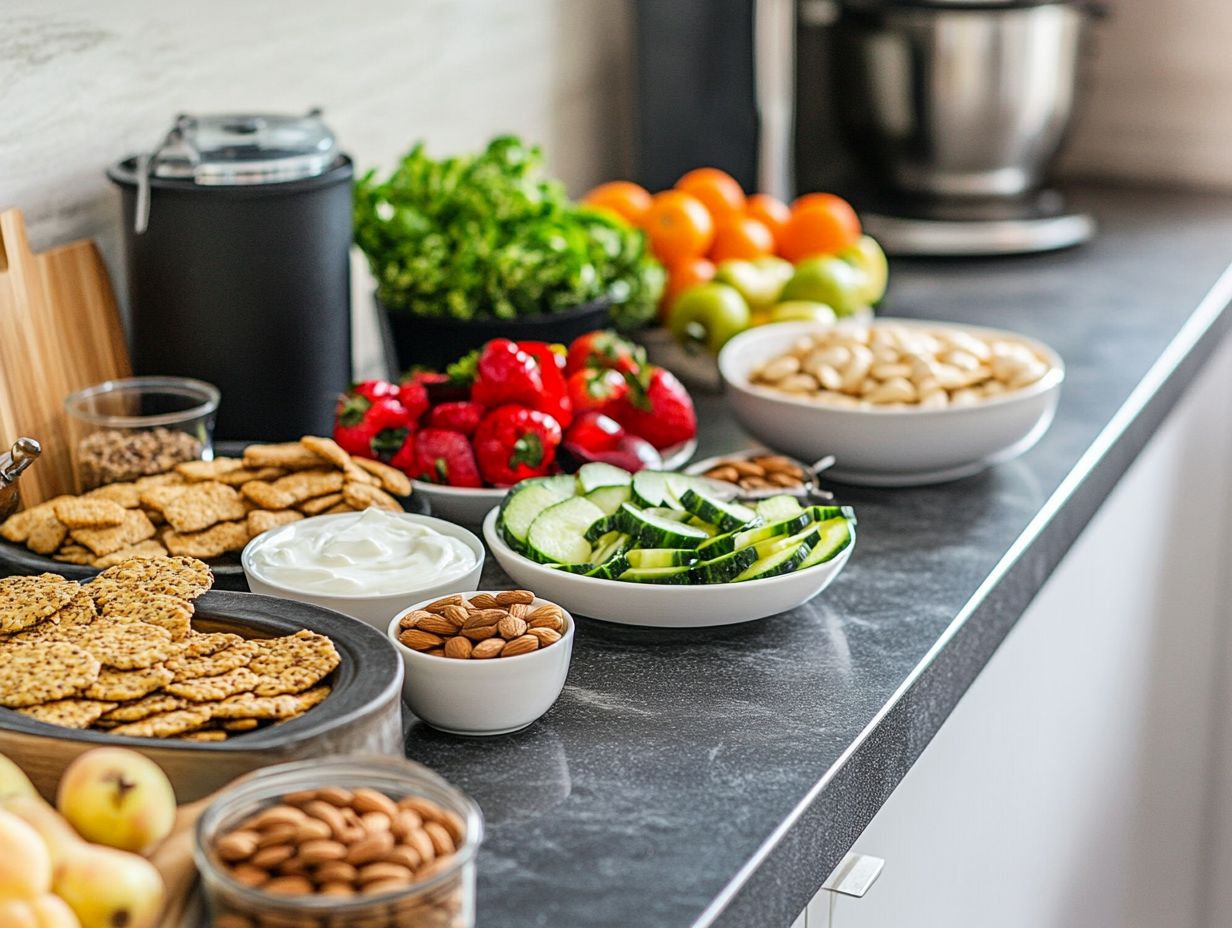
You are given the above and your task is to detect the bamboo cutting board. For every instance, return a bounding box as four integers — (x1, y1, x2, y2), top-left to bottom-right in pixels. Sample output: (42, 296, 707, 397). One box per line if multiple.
(0, 208, 131, 504)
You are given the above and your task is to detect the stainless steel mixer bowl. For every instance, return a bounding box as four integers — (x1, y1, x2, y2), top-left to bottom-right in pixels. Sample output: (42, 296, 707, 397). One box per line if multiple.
(832, 1, 1093, 198)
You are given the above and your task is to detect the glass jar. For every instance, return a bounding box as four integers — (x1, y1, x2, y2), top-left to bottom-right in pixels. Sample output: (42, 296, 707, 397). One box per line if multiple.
(194, 755, 483, 928)
(64, 376, 219, 490)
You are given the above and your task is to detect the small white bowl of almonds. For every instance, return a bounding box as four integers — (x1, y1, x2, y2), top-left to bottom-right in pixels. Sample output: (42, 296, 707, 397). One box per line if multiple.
(388, 590, 574, 736)
(719, 319, 1064, 486)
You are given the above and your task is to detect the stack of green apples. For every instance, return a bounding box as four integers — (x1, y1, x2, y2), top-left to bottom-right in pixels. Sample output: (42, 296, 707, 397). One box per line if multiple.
(667, 236, 889, 354)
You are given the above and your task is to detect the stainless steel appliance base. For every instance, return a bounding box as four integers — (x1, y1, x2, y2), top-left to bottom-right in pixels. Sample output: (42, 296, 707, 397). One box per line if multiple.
(862, 210, 1096, 257)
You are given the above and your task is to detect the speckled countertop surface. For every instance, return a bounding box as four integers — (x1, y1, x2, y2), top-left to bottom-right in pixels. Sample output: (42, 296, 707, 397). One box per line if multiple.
(405, 185, 1232, 928)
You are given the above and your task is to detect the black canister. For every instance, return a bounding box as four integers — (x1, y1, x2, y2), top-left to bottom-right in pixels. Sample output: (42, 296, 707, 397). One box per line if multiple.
(108, 112, 353, 440)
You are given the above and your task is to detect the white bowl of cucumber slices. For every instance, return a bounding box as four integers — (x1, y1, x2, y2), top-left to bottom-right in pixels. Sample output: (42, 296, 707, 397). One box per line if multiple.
(481, 463, 855, 628)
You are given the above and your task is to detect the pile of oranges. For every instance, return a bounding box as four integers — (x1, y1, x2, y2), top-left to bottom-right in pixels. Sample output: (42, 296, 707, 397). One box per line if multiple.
(583, 168, 863, 320)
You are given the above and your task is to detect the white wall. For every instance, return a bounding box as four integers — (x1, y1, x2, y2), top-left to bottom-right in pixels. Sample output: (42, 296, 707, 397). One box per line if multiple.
(1064, 0, 1232, 190)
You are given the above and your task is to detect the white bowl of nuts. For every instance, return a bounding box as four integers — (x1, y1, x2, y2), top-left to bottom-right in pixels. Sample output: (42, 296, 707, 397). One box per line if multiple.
(719, 319, 1064, 486)
(388, 591, 574, 736)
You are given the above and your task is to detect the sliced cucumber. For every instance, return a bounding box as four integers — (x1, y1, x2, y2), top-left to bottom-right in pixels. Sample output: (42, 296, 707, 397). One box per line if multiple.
(797, 518, 853, 569)
(733, 542, 812, 581)
(803, 505, 853, 525)
(689, 547, 758, 583)
(625, 548, 699, 569)
(756, 495, 805, 523)
(696, 511, 813, 557)
(583, 515, 618, 543)
(587, 553, 631, 580)
(589, 531, 633, 565)
(577, 462, 632, 493)
(499, 476, 579, 551)
(750, 522, 824, 561)
(678, 489, 759, 533)
(616, 503, 710, 548)
(618, 565, 694, 584)
(525, 497, 607, 565)
(585, 484, 632, 516)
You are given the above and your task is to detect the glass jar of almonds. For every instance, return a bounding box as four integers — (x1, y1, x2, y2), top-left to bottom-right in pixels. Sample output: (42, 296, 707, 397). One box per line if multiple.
(195, 755, 483, 928)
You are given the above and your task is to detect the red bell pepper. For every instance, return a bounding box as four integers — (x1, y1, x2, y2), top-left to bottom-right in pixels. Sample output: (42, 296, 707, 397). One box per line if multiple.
(516, 341, 573, 429)
(473, 405, 563, 487)
(333, 391, 410, 460)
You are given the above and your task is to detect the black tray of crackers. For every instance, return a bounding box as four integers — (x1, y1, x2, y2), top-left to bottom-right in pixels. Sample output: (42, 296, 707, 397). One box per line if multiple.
(0, 557, 405, 802)
(0, 438, 427, 591)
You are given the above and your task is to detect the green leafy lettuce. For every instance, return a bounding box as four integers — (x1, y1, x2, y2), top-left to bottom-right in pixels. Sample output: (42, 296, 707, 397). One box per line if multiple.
(354, 136, 664, 330)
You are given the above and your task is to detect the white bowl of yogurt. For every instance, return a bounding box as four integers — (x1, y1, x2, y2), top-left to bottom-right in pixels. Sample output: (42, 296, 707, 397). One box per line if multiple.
(241, 509, 485, 631)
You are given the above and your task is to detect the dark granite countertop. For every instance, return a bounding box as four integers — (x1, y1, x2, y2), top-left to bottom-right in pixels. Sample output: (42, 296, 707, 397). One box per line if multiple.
(405, 184, 1232, 928)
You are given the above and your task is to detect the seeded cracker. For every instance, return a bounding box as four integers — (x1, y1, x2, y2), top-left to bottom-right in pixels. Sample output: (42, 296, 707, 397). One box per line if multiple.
(179, 729, 227, 742)
(99, 692, 189, 723)
(18, 698, 118, 729)
(247, 630, 340, 696)
(162, 521, 249, 559)
(71, 510, 156, 557)
(83, 665, 174, 701)
(53, 498, 126, 529)
(55, 589, 98, 627)
(178, 631, 243, 658)
(165, 666, 259, 701)
(220, 717, 260, 732)
(210, 685, 332, 720)
(161, 482, 247, 533)
(96, 555, 213, 601)
(0, 574, 78, 632)
(100, 592, 194, 640)
(91, 540, 169, 570)
(106, 707, 212, 739)
(81, 619, 176, 669)
(167, 640, 256, 681)
(0, 642, 100, 707)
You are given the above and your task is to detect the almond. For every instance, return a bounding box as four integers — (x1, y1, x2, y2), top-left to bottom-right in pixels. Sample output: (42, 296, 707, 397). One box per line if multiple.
(497, 615, 528, 639)
(423, 821, 455, 856)
(463, 608, 506, 629)
(215, 830, 258, 862)
(383, 844, 422, 870)
(414, 614, 459, 636)
(280, 789, 319, 806)
(436, 808, 466, 845)
(422, 594, 464, 614)
(461, 624, 498, 641)
(730, 460, 766, 477)
(471, 638, 504, 659)
(405, 827, 436, 864)
(527, 627, 561, 647)
(303, 800, 348, 839)
(352, 787, 399, 818)
(250, 844, 295, 869)
(398, 610, 435, 630)
(439, 604, 470, 627)
(263, 874, 314, 896)
(315, 787, 354, 807)
(526, 602, 564, 624)
(705, 465, 740, 482)
(346, 831, 395, 866)
(398, 629, 444, 651)
(314, 860, 358, 883)
(466, 592, 500, 609)
(297, 839, 347, 865)
(768, 472, 801, 487)
(250, 804, 307, 830)
(527, 612, 564, 634)
(360, 810, 391, 833)
(357, 861, 415, 884)
(501, 634, 539, 657)
(495, 589, 535, 606)
(426, 648, 445, 656)
(254, 824, 297, 849)
(363, 876, 414, 895)
(319, 881, 354, 897)
(507, 602, 532, 618)
(443, 636, 472, 660)
(276, 855, 310, 875)
(293, 818, 331, 842)
(229, 863, 269, 887)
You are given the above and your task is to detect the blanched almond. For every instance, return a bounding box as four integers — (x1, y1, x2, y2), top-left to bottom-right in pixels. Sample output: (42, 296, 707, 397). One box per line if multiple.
(360, 811, 391, 833)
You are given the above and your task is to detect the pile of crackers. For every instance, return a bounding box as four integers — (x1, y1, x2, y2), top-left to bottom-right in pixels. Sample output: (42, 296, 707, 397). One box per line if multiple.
(0, 556, 340, 741)
(0, 436, 412, 568)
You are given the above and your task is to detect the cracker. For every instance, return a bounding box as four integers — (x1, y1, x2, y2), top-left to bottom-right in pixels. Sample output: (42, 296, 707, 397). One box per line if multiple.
(210, 685, 331, 720)
(0, 641, 100, 707)
(86, 482, 142, 508)
(297, 493, 344, 515)
(162, 521, 249, 559)
(18, 698, 118, 729)
(162, 482, 246, 533)
(299, 435, 374, 485)
(353, 457, 412, 496)
(247, 509, 303, 537)
(71, 510, 156, 557)
(99, 692, 188, 723)
(165, 666, 259, 702)
(106, 707, 212, 739)
(179, 631, 243, 658)
(322, 503, 353, 514)
(0, 497, 71, 544)
(175, 458, 244, 482)
(80, 618, 176, 670)
(91, 540, 169, 570)
(239, 480, 295, 510)
(138, 484, 189, 512)
(26, 514, 69, 555)
(55, 589, 99, 627)
(96, 555, 213, 601)
(53, 498, 126, 529)
(178, 729, 227, 742)
(83, 665, 174, 701)
(134, 472, 186, 491)
(243, 442, 327, 471)
(0, 574, 78, 632)
(167, 640, 255, 681)
(100, 591, 194, 640)
(248, 630, 340, 696)
(220, 717, 260, 732)
(53, 544, 95, 566)
(342, 482, 402, 513)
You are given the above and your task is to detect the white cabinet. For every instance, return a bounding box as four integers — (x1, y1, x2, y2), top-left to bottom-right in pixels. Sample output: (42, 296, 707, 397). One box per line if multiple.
(805, 334, 1232, 928)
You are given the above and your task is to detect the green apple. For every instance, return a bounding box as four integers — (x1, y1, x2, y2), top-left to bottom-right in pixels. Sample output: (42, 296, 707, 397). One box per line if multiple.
(669, 282, 751, 353)
(838, 234, 889, 306)
(770, 301, 837, 325)
(714, 258, 790, 311)
(779, 256, 869, 318)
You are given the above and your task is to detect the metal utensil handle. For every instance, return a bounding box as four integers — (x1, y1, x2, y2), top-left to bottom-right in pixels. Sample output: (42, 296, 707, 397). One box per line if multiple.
(134, 152, 152, 234)
(1, 437, 40, 481)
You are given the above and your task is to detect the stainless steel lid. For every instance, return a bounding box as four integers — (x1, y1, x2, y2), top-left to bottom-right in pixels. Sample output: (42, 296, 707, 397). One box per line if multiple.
(150, 109, 338, 186)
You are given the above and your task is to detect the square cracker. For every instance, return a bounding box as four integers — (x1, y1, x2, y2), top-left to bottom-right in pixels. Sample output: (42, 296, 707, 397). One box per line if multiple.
(139, 484, 188, 512)
(299, 435, 374, 485)
(247, 509, 302, 537)
(91, 540, 169, 570)
(18, 698, 118, 729)
(86, 482, 142, 508)
(243, 442, 328, 471)
(0, 574, 78, 632)
(342, 482, 402, 513)
(83, 665, 174, 701)
(27, 514, 69, 555)
(239, 480, 295, 510)
(0, 641, 101, 707)
(53, 544, 95, 566)
(106, 706, 213, 738)
(53, 498, 126, 529)
(162, 521, 249, 559)
(353, 457, 412, 496)
(162, 482, 246, 533)
(71, 510, 156, 557)
(0, 497, 72, 544)
(178, 729, 228, 742)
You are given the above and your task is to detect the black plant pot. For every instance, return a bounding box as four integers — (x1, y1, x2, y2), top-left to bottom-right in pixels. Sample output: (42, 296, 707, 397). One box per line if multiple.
(379, 298, 612, 373)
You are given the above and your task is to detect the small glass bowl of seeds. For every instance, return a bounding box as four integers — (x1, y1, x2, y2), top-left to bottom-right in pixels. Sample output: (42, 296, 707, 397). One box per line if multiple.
(65, 376, 220, 491)
(195, 755, 483, 928)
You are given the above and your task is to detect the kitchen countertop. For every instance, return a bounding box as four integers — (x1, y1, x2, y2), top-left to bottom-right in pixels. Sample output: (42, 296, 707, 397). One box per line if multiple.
(405, 184, 1232, 928)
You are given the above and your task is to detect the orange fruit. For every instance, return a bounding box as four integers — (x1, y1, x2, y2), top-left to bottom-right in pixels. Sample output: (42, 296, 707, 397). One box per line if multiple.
(661, 256, 717, 322)
(675, 167, 745, 221)
(708, 216, 775, 262)
(745, 193, 791, 244)
(583, 181, 653, 225)
(642, 190, 716, 265)
(779, 195, 862, 262)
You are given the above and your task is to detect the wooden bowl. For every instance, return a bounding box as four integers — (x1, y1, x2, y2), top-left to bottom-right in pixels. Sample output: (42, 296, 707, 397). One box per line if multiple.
(0, 591, 406, 802)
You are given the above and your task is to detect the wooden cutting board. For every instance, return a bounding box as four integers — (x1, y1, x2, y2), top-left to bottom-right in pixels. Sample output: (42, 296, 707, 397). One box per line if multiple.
(0, 208, 131, 504)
